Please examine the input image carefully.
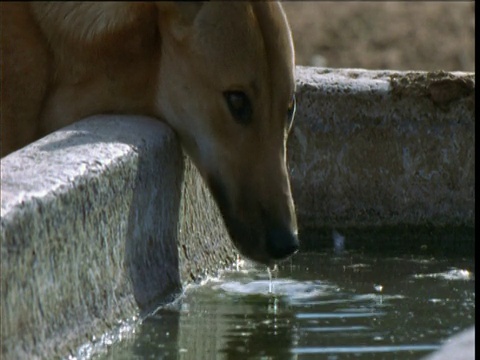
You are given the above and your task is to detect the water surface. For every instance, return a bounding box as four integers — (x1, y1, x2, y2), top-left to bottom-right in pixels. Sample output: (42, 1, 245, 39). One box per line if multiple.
(92, 249, 474, 359)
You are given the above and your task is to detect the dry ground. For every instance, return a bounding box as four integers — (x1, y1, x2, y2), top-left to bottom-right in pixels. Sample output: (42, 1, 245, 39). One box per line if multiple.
(282, 1, 475, 72)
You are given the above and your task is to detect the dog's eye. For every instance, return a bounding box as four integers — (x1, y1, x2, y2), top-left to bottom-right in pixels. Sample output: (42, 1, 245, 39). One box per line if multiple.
(224, 91, 253, 125)
(287, 95, 296, 129)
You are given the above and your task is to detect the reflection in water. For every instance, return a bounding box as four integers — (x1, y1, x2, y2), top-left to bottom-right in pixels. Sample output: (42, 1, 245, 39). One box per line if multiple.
(94, 252, 475, 360)
(219, 300, 295, 360)
(131, 311, 181, 359)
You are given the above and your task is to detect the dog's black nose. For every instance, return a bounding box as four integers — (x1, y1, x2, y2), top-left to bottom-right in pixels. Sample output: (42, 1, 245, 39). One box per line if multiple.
(266, 225, 299, 260)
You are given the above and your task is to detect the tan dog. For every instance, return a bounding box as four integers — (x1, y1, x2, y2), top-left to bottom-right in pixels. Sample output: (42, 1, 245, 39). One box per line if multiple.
(1, 2, 298, 265)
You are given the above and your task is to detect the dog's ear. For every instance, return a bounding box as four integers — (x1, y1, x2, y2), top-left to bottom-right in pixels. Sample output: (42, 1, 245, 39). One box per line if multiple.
(157, 2, 205, 41)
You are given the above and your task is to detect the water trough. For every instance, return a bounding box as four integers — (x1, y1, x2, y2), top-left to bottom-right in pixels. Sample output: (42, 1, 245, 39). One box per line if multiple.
(0, 67, 474, 359)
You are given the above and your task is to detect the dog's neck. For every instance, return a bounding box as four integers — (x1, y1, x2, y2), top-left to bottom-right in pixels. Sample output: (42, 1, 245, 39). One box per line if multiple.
(31, 3, 163, 131)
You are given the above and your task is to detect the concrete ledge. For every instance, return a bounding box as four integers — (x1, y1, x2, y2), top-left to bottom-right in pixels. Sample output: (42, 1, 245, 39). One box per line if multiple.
(289, 67, 475, 229)
(1, 116, 235, 359)
(422, 326, 475, 360)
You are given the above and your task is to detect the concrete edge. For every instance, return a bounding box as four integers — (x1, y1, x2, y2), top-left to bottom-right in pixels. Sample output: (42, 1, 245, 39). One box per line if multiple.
(422, 326, 475, 360)
(1, 115, 236, 359)
(289, 67, 474, 228)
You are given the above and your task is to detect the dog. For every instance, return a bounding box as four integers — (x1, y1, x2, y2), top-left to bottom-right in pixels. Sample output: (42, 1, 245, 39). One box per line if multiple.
(1, 2, 299, 265)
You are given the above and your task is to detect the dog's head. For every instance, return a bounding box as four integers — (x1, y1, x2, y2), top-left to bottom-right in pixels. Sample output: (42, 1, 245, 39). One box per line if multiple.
(156, 2, 298, 266)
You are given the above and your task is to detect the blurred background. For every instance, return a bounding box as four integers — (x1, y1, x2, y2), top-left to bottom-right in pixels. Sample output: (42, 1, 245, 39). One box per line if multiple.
(282, 1, 475, 72)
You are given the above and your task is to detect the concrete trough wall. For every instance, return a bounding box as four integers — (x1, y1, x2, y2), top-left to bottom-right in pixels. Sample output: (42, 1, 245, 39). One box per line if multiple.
(0, 67, 475, 359)
(289, 67, 475, 229)
(1, 117, 235, 359)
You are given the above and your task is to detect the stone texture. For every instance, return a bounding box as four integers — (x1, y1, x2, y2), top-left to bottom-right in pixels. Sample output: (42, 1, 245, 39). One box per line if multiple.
(0, 115, 234, 359)
(422, 326, 475, 360)
(289, 67, 475, 229)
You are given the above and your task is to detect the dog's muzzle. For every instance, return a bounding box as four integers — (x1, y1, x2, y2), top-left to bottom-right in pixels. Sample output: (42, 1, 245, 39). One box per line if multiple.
(265, 225, 299, 260)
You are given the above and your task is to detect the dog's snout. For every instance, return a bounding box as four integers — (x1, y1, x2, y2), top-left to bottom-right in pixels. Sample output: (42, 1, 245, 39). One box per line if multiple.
(266, 225, 299, 260)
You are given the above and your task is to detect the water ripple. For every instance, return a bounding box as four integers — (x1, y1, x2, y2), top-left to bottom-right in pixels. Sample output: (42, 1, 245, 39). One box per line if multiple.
(291, 344, 440, 354)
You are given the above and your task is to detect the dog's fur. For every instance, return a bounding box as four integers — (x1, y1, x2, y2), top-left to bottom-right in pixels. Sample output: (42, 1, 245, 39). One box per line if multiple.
(1, 2, 298, 265)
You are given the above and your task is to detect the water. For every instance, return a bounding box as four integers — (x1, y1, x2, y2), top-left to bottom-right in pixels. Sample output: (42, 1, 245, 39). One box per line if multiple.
(92, 249, 475, 360)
